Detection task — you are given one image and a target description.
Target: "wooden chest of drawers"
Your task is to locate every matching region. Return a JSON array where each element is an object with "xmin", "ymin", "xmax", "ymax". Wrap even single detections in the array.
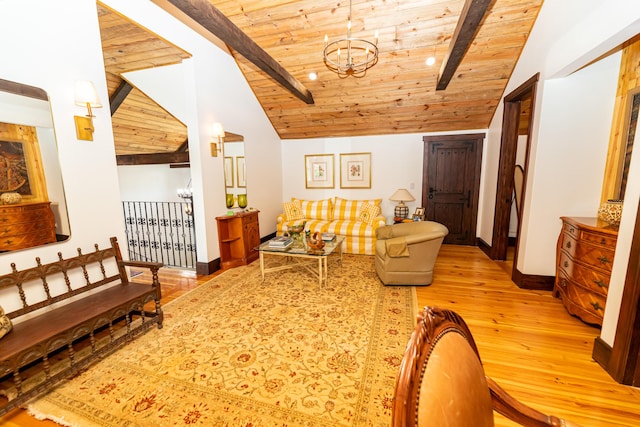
[
  {"xmin": 0, "ymin": 202, "xmax": 56, "ymax": 251},
  {"xmin": 553, "ymin": 216, "xmax": 618, "ymax": 325}
]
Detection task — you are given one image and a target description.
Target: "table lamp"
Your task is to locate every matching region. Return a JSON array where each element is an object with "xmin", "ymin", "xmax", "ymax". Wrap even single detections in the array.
[{"xmin": 390, "ymin": 188, "xmax": 415, "ymax": 219}]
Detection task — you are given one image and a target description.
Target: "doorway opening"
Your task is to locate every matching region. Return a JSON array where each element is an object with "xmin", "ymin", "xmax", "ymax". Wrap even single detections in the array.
[{"xmin": 490, "ymin": 73, "xmax": 539, "ymax": 285}]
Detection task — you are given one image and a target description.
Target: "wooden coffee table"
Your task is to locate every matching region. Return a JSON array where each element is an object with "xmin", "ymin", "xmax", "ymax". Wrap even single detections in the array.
[{"xmin": 256, "ymin": 236, "xmax": 345, "ymax": 287}]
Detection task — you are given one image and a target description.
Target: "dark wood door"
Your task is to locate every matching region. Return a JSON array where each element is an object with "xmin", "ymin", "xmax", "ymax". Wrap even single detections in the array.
[{"xmin": 423, "ymin": 134, "xmax": 483, "ymax": 245}]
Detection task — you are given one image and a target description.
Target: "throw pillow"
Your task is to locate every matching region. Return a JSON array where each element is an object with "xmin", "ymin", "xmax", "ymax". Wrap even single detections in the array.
[
  {"xmin": 283, "ymin": 200, "xmax": 303, "ymax": 221},
  {"xmin": 333, "ymin": 197, "xmax": 382, "ymax": 221},
  {"xmin": 0, "ymin": 306, "xmax": 12, "ymax": 340},
  {"xmin": 293, "ymin": 198, "xmax": 333, "ymax": 220},
  {"xmin": 357, "ymin": 203, "xmax": 381, "ymax": 225}
]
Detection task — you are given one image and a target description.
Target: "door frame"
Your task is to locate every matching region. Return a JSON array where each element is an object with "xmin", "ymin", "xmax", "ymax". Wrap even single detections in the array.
[{"xmin": 490, "ymin": 74, "xmax": 539, "ymax": 282}]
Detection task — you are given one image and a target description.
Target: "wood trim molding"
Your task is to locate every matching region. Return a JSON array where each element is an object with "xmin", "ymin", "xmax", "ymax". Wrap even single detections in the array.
[
  {"xmin": 490, "ymin": 73, "xmax": 539, "ymax": 261},
  {"xmin": 196, "ymin": 259, "xmax": 219, "ymax": 275},
  {"xmin": 116, "ymin": 152, "xmax": 189, "ymax": 166},
  {"xmin": 593, "ymin": 337, "xmax": 613, "ymax": 372},
  {"xmin": 511, "ymin": 268, "xmax": 554, "ymax": 291},
  {"xmin": 605, "ymin": 197, "xmax": 640, "ymax": 385}
]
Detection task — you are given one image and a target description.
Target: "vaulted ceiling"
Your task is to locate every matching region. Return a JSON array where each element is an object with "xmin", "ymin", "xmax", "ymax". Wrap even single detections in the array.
[{"xmin": 98, "ymin": 0, "xmax": 543, "ymax": 157}]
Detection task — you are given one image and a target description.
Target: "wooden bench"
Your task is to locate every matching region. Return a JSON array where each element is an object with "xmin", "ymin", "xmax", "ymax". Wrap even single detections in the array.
[{"xmin": 0, "ymin": 236, "xmax": 163, "ymax": 416}]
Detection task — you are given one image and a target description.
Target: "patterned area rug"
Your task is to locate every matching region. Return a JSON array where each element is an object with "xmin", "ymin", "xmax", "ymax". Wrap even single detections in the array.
[{"xmin": 27, "ymin": 254, "xmax": 417, "ymax": 426}]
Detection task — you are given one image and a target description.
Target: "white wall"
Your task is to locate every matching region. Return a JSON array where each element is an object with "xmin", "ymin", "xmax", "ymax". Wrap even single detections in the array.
[
  {"xmin": 118, "ymin": 165, "xmax": 191, "ymax": 202},
  {"xmin": 0, "ymin": 0, "xmax": 283, "ymax": 313},
  {"xmin": 0, "ymin": 0, "xmax": 123, "ymax": 274},
  {"xmin": 103, "ymin": 0, "xmax": 284, "ymax": 260},
  {"xmin": 282, "ymin": 133, "xmax": 453, "ymax": 220},
  {"xmin": 482, "ymin": 0, "xmax": 640, "ymax": 346},
  {"xmin": 518, "ymin": 53, "xmax": 619, "ymax": 273}
]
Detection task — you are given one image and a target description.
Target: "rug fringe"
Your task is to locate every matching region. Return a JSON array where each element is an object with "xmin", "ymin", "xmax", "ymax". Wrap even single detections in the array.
[{"xmin": 28, "ymin": 402, "xmax": 76, "ymax": 427}]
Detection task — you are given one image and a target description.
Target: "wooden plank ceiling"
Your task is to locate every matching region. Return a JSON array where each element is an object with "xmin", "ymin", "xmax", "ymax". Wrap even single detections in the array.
[
  {"xmin": 98, "ymin": 3, "xmax": 191, "ymax": 156},
  {"xmin": 98, "ymin": 0, "xmax": 542, "ymax": 155}
]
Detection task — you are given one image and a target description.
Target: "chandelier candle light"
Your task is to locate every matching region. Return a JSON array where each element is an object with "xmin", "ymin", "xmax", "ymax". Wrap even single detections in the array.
[{"xmin": 323, "ymin": 0, "xmax": 379, "ymax": 77}]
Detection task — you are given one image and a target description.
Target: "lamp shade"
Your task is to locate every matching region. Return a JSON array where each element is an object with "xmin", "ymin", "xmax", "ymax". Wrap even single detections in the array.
[
  {"xmin": 212, "ymin": 122, "xmax": 225, "ymax": 138},
  {"xmin": 74, "ymin": 80, "xmax": 102, "ymax": 107},
  {"xmin": 389, "ymin": 188, "xmax": 415, "ymax": 202}
]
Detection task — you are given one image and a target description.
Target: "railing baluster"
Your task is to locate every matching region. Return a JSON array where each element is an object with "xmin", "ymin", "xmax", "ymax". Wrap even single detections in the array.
[{"xmin": 121, "ymin": 201, "xmax": 196, "ymax": 269}]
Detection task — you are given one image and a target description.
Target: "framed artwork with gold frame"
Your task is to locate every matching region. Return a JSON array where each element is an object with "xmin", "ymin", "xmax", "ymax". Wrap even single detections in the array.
[
  {"xmin": 304, "ymin": 154, "xmax": 334, "ymax": 189},
  {"xmin": 340, "ymin": 152, "xmax": 371, "ymax": 189},
  {"xmin": 0, "ymin": 123, "xmax": 48, "ymax": 202}
]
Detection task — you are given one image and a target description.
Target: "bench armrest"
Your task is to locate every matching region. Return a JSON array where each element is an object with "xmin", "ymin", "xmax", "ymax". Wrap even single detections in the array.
[{"xmin": 119, "ymin": 260, "xmax": 163, "ymax": 271}]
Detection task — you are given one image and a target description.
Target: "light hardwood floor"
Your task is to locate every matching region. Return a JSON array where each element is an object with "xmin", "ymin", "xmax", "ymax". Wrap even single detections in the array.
[{"xmin": 2, "ymin": 245, "xmax": 639, "ymax": 426}]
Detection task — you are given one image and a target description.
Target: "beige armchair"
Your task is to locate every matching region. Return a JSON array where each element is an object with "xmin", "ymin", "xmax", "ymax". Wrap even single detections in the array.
[{"xmin": 375, "ymin": 221, "xmax": 448, "ymax": 286}]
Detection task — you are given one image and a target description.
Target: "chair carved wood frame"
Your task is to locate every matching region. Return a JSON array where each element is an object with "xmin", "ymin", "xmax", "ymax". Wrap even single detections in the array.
[{"xmin": 392, "ymin": 306, "xmax": 576, "ymax": 427}]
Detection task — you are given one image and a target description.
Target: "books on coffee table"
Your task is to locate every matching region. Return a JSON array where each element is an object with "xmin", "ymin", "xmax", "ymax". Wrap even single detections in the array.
[
  {"xmin": 321, "ymin": 232, "xmax": 336, "ymax": 242},
  {"xmin": 269, "ymin": 236, "xmax": 293, "ymax": 248}
]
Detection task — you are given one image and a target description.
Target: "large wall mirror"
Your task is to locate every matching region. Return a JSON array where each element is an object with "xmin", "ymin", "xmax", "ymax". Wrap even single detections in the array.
[
  {"xmin": 0, "ymin": 78, "xmax": 70, "ymax": 252},
  {"xmin": 223, "ymin": 132, "xmax": 247, "ymax": 209}
]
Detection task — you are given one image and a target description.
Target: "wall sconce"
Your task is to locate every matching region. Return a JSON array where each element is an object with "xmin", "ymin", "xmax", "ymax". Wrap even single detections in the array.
[
  {"xmin": 74, "ymin": 80, "xmax": 102, "ymax": 141},
  {"xmin": 210, "ymin": 122, "xmax": 225, "ymax": 157}
]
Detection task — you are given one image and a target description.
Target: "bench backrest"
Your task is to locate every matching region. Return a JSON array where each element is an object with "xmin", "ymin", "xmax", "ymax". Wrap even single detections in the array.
[{"xmin": 0, "ymin": 237, "xmax": 127, "ymax": 320}]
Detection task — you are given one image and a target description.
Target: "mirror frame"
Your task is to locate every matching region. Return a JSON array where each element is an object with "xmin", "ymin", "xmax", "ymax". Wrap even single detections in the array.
[
  {"xmin": 222, "ymin": 131, "xmax": 246, "ymax": 209},
  {"xmin": 0, "ymin": 78, "xmax": 71, "ymax": 251}
]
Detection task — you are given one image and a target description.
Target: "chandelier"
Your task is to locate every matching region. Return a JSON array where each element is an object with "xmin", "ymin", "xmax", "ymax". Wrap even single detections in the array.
[{"xmin": 323, "ymin": 0, "xmax": 379, "ymax": 78}]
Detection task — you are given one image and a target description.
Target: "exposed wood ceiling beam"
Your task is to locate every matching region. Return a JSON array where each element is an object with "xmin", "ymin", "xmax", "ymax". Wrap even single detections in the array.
[
  {"xmin": 437, "ymin": 0, "xmax": 493, "ymax": 91},
  {"xmin": 116, "ymin": 151, "xmax": 189, "ymax": 166},
  {"xmin": 109, "ymin": 80, "xmax": 133, "ymax": 115},
  {"xmin": 152, "ymin": 0, "xmax": 314, "ymax": 105},
  {"xmin": 176, "ymin": 140, "xmax": 189, "ymax": 153}
]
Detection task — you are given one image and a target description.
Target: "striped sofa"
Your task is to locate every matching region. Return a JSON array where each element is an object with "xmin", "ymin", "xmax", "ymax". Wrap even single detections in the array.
[{"xmin": 276, "ymin": 197, "xmax": 387, "ymax": 255}]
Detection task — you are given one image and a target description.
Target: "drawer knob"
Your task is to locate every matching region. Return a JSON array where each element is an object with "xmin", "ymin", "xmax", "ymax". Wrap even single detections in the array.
[
  {"xmin": 601, "ymin": 238, "xmax": 606, "ymax": 245},
  {"xmin": 566, "ymin": 241, "xmax": 572, "ymax": 249},
  {"xmin": 560, "ymin": 279, "xmax": 567, "ymax": 288},
  {"xmin": 593, "ymin": 279, "xmax": 608, "ymax": 289},
  {"xmin": 597, "ymin": 255, "xmax": 611, "ymax": 265},
  {"xmin": 563, "ymin": 261, "xmax": 569, "ymax": 268},
  {"xmin": 591, "ymin": 302, "xmax": 603, "ymax": 311}
]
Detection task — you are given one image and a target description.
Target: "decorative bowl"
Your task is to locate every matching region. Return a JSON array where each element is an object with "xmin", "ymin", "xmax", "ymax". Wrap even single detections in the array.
[
  {"xmin": 598, "ymin": 199, "xmax": 623, "ymax": 226},
  {"xmin": 0, "ymin": 192, "xmax": 22, "ymax": 205}
]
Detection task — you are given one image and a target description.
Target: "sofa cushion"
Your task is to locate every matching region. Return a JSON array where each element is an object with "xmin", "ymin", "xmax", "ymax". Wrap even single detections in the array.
[
  {"xmin": 293, "ymin": 198, "xmax": 333, "ymax": 220},
  {"xmin": 283, "ymin": 200, "xmax": 304, "ymax": 221},
  {"xmin": 357, "ymin": 203, "xmax": 381, "ymax": 225},
  {"xmin": 333, "ymin": 197, "xmax": 382, "ymax": 221}
]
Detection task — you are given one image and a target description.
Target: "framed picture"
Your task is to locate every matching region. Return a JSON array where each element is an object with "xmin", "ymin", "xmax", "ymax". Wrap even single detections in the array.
[
  {"xmin": 340, "ymin": 152, "xmax": 371, "ymax": 189},
  {"xmin": 236, "ymin": 156, "xmax": 246, "ymax": 188},
  {"xmin": 0, "ymin": 138, "xmax": 46, "ymax": 201},
  {"xmin": 413, "ymin": 207, "xmax": 425, "ymax": 221},
  {"xmin": 305, "ymin": 154, "xmax": 334, "ymax": 188},
  {"xmin": 224, "ymin": 157, "xmax": 234, "ymax": 188}
]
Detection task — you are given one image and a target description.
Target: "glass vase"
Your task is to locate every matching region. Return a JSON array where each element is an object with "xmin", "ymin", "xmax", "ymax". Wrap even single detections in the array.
[
  {"xmin": 226, "ymin": 194, "xmax": 235, "ymax": 209},
  {"xmin": 238, "ymin": 194, "xmax": 248, "ymax": 208}
]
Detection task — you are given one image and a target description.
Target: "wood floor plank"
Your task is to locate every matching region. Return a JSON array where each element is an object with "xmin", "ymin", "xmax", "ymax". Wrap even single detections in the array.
[{"xmin": 2, "ymin": 245, "xmax": 638, "ymax": 426}]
